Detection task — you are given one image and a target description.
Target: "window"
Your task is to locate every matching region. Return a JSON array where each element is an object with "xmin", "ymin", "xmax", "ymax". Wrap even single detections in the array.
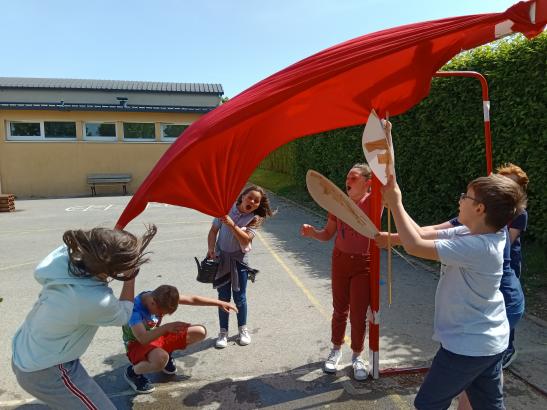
[
  {"xmin": 9, "ymin": 121, "xmax": 41, "ymax": 138},
  {"xmin": 160, "ymin": 123, "xmax": 188, "ymax": 141},
  {"xmin": 44, "ymin": 122, "xmax": 76, "ymax": 139},
  {"xmin": 123, "ymin": 122, "xmax": 155, "ymax": 141},
  {"xmin": 84, "ymin": 122, "xmax": 117, "ymax": 141},
  {"xmin": 7, "ymin": 121, "xmax": 77, "ymax": 141}
]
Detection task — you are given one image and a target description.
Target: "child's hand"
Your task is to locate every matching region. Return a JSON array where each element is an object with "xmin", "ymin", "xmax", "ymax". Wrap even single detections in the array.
[
  {"xmin": 300, "ymin": 224, "xmax": 315, "ymax": 238},
  {"xmin": 163, "ymin": 321, "xmax": 189, "ymax": 334},
  {"xmin": 220, "ymin": 302, "xmax": 238, "ymax": 313},
  {"xmin": 381, "ymin": 175, "xmax": 402, "ymax": 207},
  {"xmin": 220, "ymin": 215, "xmax": 235, "ymax": 228},
  {"xmin": 381, "ymin": 119, "xmax": 392, "ymax": 135},
  {"xmin": 375, "ymin": 232, "xmax": 389, "ymax": 248}
]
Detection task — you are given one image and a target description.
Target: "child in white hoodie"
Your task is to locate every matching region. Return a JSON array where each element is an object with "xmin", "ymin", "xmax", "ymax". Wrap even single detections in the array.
[{"xmin": 12, "ymin": 225, "xmax": 157, "ymax": 410}]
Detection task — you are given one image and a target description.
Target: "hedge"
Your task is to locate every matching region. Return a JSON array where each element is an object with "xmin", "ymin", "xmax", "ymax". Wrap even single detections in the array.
[{"xmin": 259, "ymin": 33, "xmax": 547, "ymax": 244}]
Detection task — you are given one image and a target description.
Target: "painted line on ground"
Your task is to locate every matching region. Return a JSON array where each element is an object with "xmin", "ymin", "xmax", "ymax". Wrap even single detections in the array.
[
  {"xmin": 255, "ymin": 231, "xmax": 331, "ymax": 322},
  {"xmin": 0, "ymin": 261, "xmax": 38, "ymax": 271},
  {"xmin": 0, "ymin": 227, "xmax": 61, "ymax": 235},
  {"xmin": 256, "ymin": 231, "xmax": 350, "ymax": 347}
]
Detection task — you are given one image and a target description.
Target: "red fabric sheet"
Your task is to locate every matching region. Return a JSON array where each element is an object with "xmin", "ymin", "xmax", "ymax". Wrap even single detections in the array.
[{"xmin": 117, "ymin": 0, "xmax": 545, "ymax": 228}]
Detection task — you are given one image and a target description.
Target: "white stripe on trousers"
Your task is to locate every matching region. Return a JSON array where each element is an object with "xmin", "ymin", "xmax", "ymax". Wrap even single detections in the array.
[{"xmin": 58, "ymin": 364, "xmax": 98, "ymax": 410}]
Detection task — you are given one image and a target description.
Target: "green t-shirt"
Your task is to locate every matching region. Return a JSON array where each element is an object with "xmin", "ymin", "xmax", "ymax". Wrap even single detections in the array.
[{"xmin": 122, "ymin": 292, "xmax": 161, "ymax": 350}]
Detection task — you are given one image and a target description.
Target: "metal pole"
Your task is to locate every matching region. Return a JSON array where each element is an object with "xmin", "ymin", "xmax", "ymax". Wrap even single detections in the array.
[
  {"xmin": 433, "ymin": 71, "xmax": 492, "ymax": 174},
  {"xmin": 376, "ymin": 70, "xmax": 493, "ymax": 378}
]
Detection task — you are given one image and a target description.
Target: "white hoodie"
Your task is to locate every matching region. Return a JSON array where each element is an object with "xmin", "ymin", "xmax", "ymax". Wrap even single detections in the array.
[{"xmin": 12, "ymin": 246, "xmax": 133, "ymax": 372}]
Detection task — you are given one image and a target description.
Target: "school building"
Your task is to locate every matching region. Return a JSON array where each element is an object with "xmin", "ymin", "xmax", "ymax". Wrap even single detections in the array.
[{"xmin": 0, "ymin": 77, "xmax": 223, "ymax": 197}]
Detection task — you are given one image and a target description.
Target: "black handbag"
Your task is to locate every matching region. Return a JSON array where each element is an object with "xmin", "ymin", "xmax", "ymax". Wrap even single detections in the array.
[{"xmin": 194, "ymin": 257, "xmax": 219, "ymax": 283}]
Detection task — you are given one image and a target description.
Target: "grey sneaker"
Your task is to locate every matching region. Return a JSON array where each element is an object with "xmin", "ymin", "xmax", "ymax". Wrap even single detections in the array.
[
  {"xmin": 352, "ymin": 357, "xmax": 368, "ymax": 381},
  {"xmin": 324, "ymin": 349, "xmax": 342, "ymax": 373}
]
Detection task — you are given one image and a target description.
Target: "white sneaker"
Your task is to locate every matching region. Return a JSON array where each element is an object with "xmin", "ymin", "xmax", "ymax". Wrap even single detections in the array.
[
  {"xmin": 324, "ymin": 349, "xmax": 342, "ymax": 373},
  {"xmin": 215, "ymin": 329, "xmax": 228, "ymax": 349},
  {"xmin": 352, "ymin": 357, "xmax": 368, "ymax": 381},
  {"xmin": 238, "ymin": 326, "xmax": 251, "ymax": 346}
]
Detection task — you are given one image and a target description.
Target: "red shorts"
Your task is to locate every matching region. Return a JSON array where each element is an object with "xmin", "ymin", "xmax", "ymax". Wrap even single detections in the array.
[{"xmin": 127, "ymin": 327, "xmax": 189, "ymax": 365}]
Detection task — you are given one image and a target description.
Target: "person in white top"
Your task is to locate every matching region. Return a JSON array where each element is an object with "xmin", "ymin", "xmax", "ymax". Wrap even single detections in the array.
[{"xmin": 378, "ymin": 173, "xmax": 526, "ymax": 410}]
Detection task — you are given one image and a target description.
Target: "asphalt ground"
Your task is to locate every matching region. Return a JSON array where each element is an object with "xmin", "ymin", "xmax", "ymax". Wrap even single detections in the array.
[{"xmin": 1, "ymin": 194, "xmax": 546, "ymax": 409}]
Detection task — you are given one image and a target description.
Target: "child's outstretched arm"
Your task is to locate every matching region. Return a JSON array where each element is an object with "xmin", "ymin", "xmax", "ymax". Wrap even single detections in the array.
[
  {"xmin": 381, "ymin": 176, "xmax": 439, "ymax": 261},
  {"xmin": 179, "ymin": 294, "xmax": 238, "ymax": 313},
  {"xmin": 376, "ymin": 227, "xmax": 439, "ymax": 248},
  {"xmin": 300, "ymin": 217, "xmax": 336, "ymax": 242}
]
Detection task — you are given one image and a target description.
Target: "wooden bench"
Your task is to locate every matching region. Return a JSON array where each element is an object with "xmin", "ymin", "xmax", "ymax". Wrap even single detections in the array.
[{"xmin": 87, "ymin": 174, "xmax": 132, "ymax": 196}]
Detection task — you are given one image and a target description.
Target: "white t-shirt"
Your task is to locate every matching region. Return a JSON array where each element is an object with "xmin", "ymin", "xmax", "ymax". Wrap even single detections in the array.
[{"xmin": 434, "ymin": 226, "xmax": 509, "ymax": 356}]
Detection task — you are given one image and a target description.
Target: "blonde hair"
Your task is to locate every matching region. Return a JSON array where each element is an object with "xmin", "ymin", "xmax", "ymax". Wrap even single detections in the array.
[
  {"xmin": 496, "ymin": 162, "xmax": 529, "ymax": 191},
  {"xmin": 351, "ymin": 163, "xmax": 372, "ymax": 179}
]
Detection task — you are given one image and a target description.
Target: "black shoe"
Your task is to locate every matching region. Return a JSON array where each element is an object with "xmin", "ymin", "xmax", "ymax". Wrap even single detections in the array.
[
  {"xmin": 124, "ymin": 366, "xmax": 155, "ymax": 394},
  {"xmin": 162, "ymin": 354, "xmax": 177, "ymax": 375}
]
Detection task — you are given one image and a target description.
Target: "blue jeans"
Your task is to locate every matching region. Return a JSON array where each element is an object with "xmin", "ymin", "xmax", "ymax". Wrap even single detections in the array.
[
  {"xmin": 217, "ymin": 264, "xmax": 248, "ymax": 330},
  {"xmin": 415, "ymin": 346, "xmax": 504, "ymax": 410}
]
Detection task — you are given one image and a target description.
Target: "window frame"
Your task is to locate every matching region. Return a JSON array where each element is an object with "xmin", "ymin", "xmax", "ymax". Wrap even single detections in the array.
[
  {"xmin": 6, "ymin": 120, "xmax": 77, "ymax": 141},
  {"xmin": 83, "ymin": 121, "xmax": 118, "ymax": 142},
  {"xmin": 6, "ymin": 120, "xmax": 44, "ymax": 141},
  {"xmin": 160, "ymin": 122, "xmax": 190, "ymax": 142},
  {"xmin": 122, "ymin": 121, "xmax": 157, "ymax": 142}
]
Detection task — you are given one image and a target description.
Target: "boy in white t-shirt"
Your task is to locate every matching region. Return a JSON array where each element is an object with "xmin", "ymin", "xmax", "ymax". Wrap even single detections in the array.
[{"xmin": 379, "ymin": 174, "xmax": 526, "ymax": 410}]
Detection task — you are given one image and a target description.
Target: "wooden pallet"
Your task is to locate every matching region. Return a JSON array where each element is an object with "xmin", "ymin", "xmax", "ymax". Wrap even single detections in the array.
[{"xmin": 0, "ymin": 194, "xmax": 15, "ymax": 212}]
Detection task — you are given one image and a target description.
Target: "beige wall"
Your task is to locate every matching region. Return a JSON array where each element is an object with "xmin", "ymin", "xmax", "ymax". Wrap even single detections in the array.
[{"xmin": 0, "ymin": 110, "xmax": 202, "ymax": 197}]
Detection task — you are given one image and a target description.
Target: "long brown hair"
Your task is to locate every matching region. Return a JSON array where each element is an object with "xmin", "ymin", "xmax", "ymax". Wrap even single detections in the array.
[
  {"xmin": 63, "ymin": 224, "xmax": 157, "ymax": 281},
  {"xmin": 236, "ymin": 185, "xmax": 275, "ymax": 228},
  {"xmin": 237, "ymin": 185, "xmax": 274, "ymax": 218}
]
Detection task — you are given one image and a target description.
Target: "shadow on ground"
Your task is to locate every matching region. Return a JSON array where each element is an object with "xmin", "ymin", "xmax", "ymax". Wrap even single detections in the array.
[{"xmin": 149, "ymin": 361, "xmax": 422, "ymax": 409}]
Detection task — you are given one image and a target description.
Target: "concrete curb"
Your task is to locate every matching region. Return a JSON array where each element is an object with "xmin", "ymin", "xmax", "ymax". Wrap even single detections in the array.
[{"xmin": 525, "ymin": 312, "xmax": 547, "ymax": 328}]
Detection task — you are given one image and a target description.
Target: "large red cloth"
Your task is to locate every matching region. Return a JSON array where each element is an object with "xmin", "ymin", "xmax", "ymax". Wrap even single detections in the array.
[{"xmin": 117, "ymin": 0, "xmax": 545, "ymax": 228}]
